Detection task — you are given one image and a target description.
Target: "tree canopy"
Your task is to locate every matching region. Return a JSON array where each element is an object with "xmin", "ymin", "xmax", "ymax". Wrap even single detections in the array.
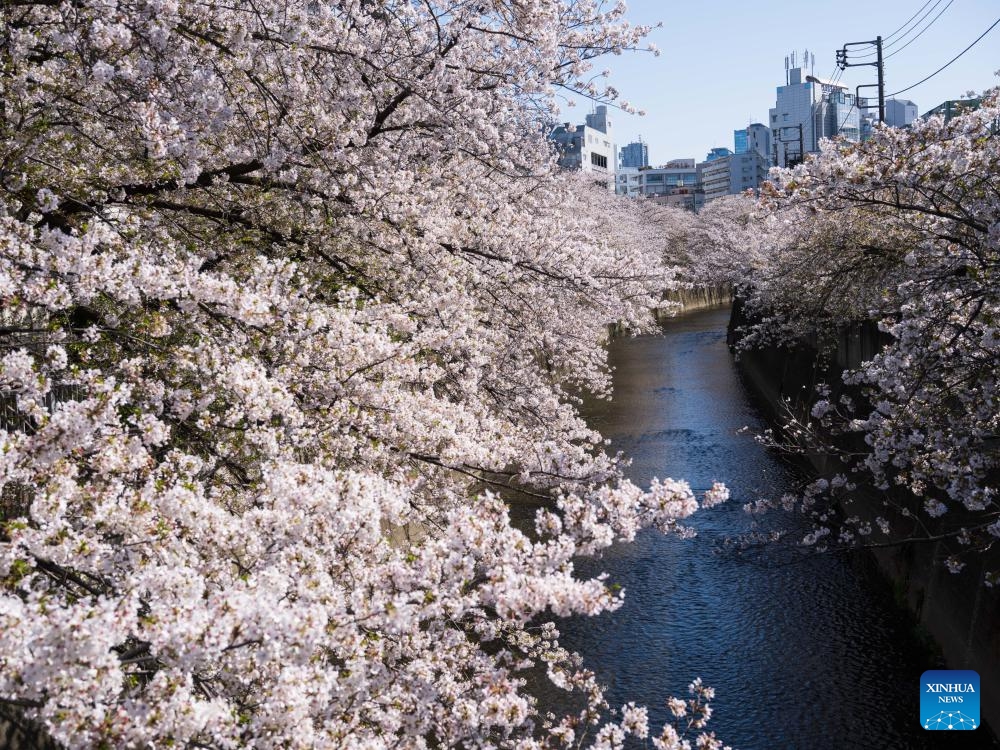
[{"xmin": 0, "ymin": 1, "xmax": 727, "ymax": 747}]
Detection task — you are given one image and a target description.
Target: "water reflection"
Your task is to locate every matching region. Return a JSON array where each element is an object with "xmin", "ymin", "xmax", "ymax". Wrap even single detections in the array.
[{"xmin": 547, "ymin": 306, "xmax": 996, "ymax": 749}]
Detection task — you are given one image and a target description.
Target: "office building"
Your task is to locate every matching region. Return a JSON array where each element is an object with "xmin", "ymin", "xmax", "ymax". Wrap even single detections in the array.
[
  {"xmin": 619, "ymin": 139, "xmax": 649, "ymax": 169},
  {"xmin": 697, "ymin": 150, "xmax": 769, "ymax": 203},
  {"xmin": 614, "ymin": 159, "xmax": 703, "ymax": 211},
  {"xmin": 699, "ymin": 157, "xmax": 732, "ymax": 202},
  {"xmin": 735, "ymin": 124, "xmax": 773, "ymax": 167},
  {"xmin": 734, "ymin": 129, "xmax": 749, "ymax": 155},
  {"xmin": 705, "ymin": 147, "xmax": 734, "ymax": 162},
  {"xmin": 769, "ymin": 53, "xmax": 860, "ymax": 167}
]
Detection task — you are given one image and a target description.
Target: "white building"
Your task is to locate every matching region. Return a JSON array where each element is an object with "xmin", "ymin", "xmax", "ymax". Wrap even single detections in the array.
[
  {"xmin": 549, "ymin": 105, "xmax": 615, "ymax": 187},
  {"xmin": 769, "ymin": 56, "xmax": 860, "ymax": 167}
]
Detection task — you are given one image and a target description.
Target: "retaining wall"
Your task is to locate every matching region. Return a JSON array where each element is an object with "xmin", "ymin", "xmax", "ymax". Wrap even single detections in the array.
[{"xmin": 729, "ymin": 299, "xmax": 1000, "ymax": 735}]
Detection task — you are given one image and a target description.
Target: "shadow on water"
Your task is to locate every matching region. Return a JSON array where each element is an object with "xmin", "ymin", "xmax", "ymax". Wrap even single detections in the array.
[{"xmin": 527, "ymin": 306, "xmax": 998, "ymax": 750}]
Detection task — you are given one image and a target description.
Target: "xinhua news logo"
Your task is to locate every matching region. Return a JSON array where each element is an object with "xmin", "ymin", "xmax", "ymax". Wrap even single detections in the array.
[{"xmin": 920, "ymin": 670, "xmax": 980, "ymax": 730}]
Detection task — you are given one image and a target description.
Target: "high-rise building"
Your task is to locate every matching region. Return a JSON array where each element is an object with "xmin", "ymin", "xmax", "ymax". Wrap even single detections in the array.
[
  {"xmin": 746, "ymin": 123, "xmax": 773, "ymax": 167},
  {"xmin": 735, "ymin": 124, "xmax": 773, "ymax": 167},
  {"xmin": 769, "ymin": 55, "xmax": 860, "ymax": 167},
  {"xmin": 885, "ymin": 98, "xmax": 918, "ymax": 128},
  {"xmin": 619, "ymin": 139, "xmax": 649, "ymax": 169},
  {"xmin": 734, "ymin": 129, "xmax": 749, "ymax": 154},
  {"xmin": 549, "ymin": 105, "xmax": 615, "ymax": 186}
]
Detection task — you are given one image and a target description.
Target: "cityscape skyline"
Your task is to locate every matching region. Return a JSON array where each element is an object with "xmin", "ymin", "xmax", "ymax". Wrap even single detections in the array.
[{"xmin": 560, "ymin": 0, "xmax": 1000, "ymax": 165}]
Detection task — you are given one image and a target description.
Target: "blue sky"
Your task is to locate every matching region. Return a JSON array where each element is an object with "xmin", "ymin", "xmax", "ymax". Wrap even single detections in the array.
[{"xmin": 562, "ymin": 0, "xmax": 1000, "ymax": 165}]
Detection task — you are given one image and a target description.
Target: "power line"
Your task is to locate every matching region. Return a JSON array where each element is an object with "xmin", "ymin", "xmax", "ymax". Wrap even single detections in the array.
[
  {"xmin": 851, "ymin": 0, "xmax": 947, "ymax": 60},
  {"xmin": 883, "ymin": 0, "xmax": 940, "ymax": 42},
  {"xmin": 887, "ymin": 15, "xmax": 1000, "ymax": 96},
  {"xmin": 853, "ymin": 0, "xmax": 938, "ymax": 52},
  {"xmin": 885, "ymin": 0, "xmax": 956, "ymax": 59}
]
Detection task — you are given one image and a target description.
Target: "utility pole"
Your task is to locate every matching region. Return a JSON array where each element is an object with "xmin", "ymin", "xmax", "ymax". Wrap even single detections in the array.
[
  {"xmin": 837, "ymin": 36, "xmax": 885, "ymax": 122},
  {"xmin": 875, "ymin": 36, "xmax": 885, "ymax": 123},
  {"xmin": 774, "ymin": 125, "xmax": 804, "ymax": 167}
]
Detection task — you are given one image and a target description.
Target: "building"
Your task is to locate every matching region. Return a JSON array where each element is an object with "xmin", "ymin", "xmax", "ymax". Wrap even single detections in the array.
[
  {"xmin": 614, "ymin": 160, "xmax": 698, "ymax": 196},
  {"xmin": 698, "ymin": 157, "xmax": 731, "ymax": 202},
  {"xmin": 734, "ymin": 128, "xmax": 749, "ymax": 155},
  {"xmin": 616, "ymin": 167, "xmax": 642, "ymax": 198},
  {"xmin": 735, "ymin": 124, "xmax": 773, "ymax": 167},
  {"xmin": 730, "ymin": 151, "xmax": 769, "ymax": 193},
  {"xmin": 697, "ymin": 150, "xmax": 769, "ymax": 204},
  {"xmin": 769, "ymin": 54, "xmax": 860, "ymax": 167},
  {"xmin": 549, "ymin": 105, "xmax": 615, "ymax": 186},
  {"xmin": 619, "ymin": 139, "xmax": 649, "ymax": 169},
  {"xmin": 647, "ymin": 189, "xmax": 705, "ymax": 213},
  {"xmin": 705, "ymin": 147, "xmax": 733, "ymax": 162},
  {"xmin": 884, "ymin": 98, "xmax": 918, "ymax": 128},
  {"xmin": 746, "ymin": 123, "xmax": 773, "ymax": 167},
  {"xmin": 614, "ymin": 159, "xmax": 704, "ymax": 211}
]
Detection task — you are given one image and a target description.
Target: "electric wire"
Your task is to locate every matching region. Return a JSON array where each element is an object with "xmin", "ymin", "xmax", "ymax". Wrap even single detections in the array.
[
  {"xmin": 883, "ymin": 0, "xmax": 940, "ymax": 42},
  {"xmin": 885, "ymin": 0, "xmax": 955, "ymax": 58},
  {"xmin": 887, "ymin": 15, "xmax": 1000, "ymax": 96},
  {"xmin": 850, "ymin": 0, "xmax": 948, "ymax": 60},
  {"xmin": 850, "ymin": 0, "xmax": 937, "ymax": 52},
  {"xmin": 832, "ymin": 13, "xmax": 997, "ymax": 138}
]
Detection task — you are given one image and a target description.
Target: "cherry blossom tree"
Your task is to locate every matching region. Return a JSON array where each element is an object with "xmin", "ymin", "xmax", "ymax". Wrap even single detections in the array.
[
  {"xmin": 694, "ymin": 91, "xmax": 1000, "ymax": 583},
  {"xmin": 0, "ymin": 0, "xmax": 729, "ymax": 747}
]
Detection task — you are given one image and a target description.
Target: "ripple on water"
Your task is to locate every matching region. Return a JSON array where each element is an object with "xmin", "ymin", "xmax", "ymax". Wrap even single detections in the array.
[{"xmin": 545, "ymin": 307, "xmax": 999, "ymax": 750}]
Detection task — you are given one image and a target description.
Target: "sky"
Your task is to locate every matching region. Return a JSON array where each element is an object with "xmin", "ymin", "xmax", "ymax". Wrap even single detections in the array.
[{"xmin": 559, "ymin": 0, "xmax": 1000, "ymax": 165}]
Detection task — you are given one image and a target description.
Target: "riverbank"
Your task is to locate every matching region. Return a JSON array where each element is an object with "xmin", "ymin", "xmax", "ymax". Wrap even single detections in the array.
[
  {"xmin": 728, "ymin": 300, "xmax": 1000, "ymax": 738},
  {"xmin": 540, "ymin": 305, "xmax": 999, "ymax": 748}
]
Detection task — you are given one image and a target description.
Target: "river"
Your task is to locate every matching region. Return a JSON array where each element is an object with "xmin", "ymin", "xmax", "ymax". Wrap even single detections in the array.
[{"xmin": 548, "ymin": 306, "xmax": 997, "ymax": 749}]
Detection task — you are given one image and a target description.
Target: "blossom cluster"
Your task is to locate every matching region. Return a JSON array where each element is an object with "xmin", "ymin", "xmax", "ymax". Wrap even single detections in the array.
[
  {"xmin": 0, "ymin": 0, "xmax": 725, "ymax": 746},
  {"xmin": 686, "ymin": 91, "xmax": 1000, "ymax": 583}
]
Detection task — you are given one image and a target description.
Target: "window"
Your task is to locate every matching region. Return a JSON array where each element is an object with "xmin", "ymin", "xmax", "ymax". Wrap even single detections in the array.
[{"xmin": 590, "ymin": 152, "xmax": 608, "ymax": 168}]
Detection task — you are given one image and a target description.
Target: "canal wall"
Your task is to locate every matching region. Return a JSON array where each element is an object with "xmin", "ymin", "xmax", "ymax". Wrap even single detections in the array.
[
  {"xmin": 607, "ymin": 285, "xmax": 732, "ymax": 341},
  {"xmin": 728, "ymin": 299, "xmax": 1000, "ymax": 735},
  {"xmin": 657, "ymin": 284, "xmax": 732, "ymax": 320}
]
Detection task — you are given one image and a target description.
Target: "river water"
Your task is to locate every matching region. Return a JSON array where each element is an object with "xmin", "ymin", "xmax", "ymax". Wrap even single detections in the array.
[{"xmin": 549, "ymin": 306, "xmax": 997, "ymax": 749}]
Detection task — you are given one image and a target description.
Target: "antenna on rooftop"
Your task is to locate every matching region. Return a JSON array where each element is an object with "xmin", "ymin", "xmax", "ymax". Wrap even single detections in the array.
[{"xmin": 785, "ymin": 55, "xmax": 789, "ymax": 84}]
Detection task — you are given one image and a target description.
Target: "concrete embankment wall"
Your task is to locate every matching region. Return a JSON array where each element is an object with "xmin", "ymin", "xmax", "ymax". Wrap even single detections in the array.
[
  {"xmin": 729, "ymin": 299, "xmax": 1000, "ymax": 735},
  {"xmin": 607, "ymin": 286, "xmax": 732, "ymax": 341},
  {"xmin": 657, "ymin": 285, "xmax": 732, "ymax": 320}
]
